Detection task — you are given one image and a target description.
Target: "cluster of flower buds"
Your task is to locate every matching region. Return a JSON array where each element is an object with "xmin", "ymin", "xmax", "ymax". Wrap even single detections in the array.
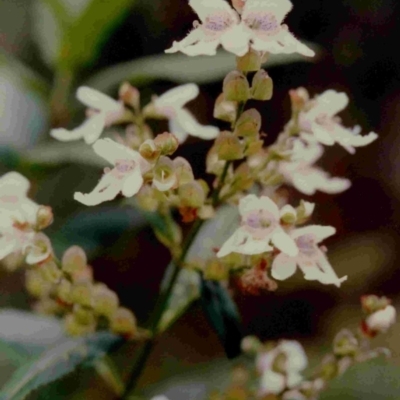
[{"xmin": 27, "ymin": 245, "xmax": 138, "ymax": 339}]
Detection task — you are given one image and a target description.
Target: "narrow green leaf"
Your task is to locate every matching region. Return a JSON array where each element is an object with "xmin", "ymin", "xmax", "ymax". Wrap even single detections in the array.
[
  {"xmin": 0, "ymin": 332, "xmax": 122, "ymax": 400},
  {"xmin": 93, "ymin": 355, "xmax": 125, "ymax": 396},
  {"xmin": 85, "ymin": 44, "xmax": 320, "ymax": 92},
  {"xmin": 200, "ymin": 278, "xmax": 243, "ymax": 359}
]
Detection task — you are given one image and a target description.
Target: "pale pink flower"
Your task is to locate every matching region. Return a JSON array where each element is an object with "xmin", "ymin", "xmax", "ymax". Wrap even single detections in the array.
[
  {"xmin": 74, "ymin": 139, "xmax": 151, "ymax": 206},
  {"xmin": 257, "ymin": 340, "xmax": 307, "ymax": 395},
  {"xmin": 51, "ymin": 87, "xmax": 126, "ymax": 144},
  {"xmin": 365, "ymin": 305, "xmax": 396, "ymax": 333},
  {"xmin": 216, "ymin": 194, "xmax": 298, "ymax": 258},
  {"xmin": 153, "ymin": 84, "xmax": 219, "ymax": 142},
  {"xmin": 165, "ymin": 0, "xmax": 251, "ymax": 56},
  {"xmin": 241, "ymin": 0, "xmax": 315, "ymax": 57},
  {"xmin": 272, "ymin": 225, "xmax": 347, "ymax": 287},
  {"xmin": 299, "ymin": 90, "xmax": 378, "ymax": 153},
  {"xmin": 279, "ymin": 140, "xmax": 351, "ymax": 195}
]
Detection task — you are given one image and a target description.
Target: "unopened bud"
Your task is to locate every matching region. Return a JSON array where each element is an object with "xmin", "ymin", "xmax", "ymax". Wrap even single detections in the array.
[
  {"xmin": 70, "ymin": 283, "xmax": 92, "ymax": 307},
  {"xmin": 57, "ymin": 278, "xmax": 73, "ymax": 304},
  {"xmin": 204, "ymin": 259, "xmax": 229, "ymax": 281},
  {"xmin": 25, "ymin": 233, "xmax": 52, "ymax": 265},
  {"xmin": 259, "ymin": 170, "xmax": 283, "ymax": 186},
  {"xmin": 296, "ymin": 200, "xmax": 315, "ymax": 224},
  {"xmin": 206, "ymin": 145, "xmax": 226, "ymax": 175},
  {"xmin": 39, "ymin": 260, "xmax": 62, "ymax": 284},
  {"xmin": 139, "ymin": 139, "xmax": 161, "ymax": 162},
  {"xmin": 215, "ymin": 131, "xmax": 244, "ymax": 161},
  {"xmin": 173, "ymin": 157, "xmax": 195, "ymax": 186},
  {"xmin": 280, "ymin": 205, "xmax": 297, "ymax": 225},
  {"xmin": 234, "ymin": 108, "xmax": 261, "ymax": 137},
  {"xmin": 289, "ymin": 87, "xmax": 309, "ymax": 112},
  {"xmin": 154, "ymin": 132, "xmax": 179, "ymax": 155},
  {"xmin": 25, "ymin": 269, "xmax": 51, "ymax": 298},
  {"xmin": 64, "ymin": 314, "xmax": 96, "ymax": 336},
  {"xmin": 34, "ymin": 298, "xmax": 63, "ymax": 315},
  {"xmin": 244, "ymin": 139, "xmax": 264, "ymax": 156},
  {"xmin": 110, "ymin": 307, "xmax": 137, "ymax": 337},
  {"xmin": 333, "ymin": 329, "xmax": 358, "ymax": 357},
  {"xmin": 213, "ymin": 93, "xmax": 237, "ymax": 123},
  {"xmin": 361, "ymin": 294, "xmax": 390, "ymax": 314},
  {"xmin": 233, "ymin": 163, "xmax": 254, "ymax": 191},
  {"xmin": 73, "ymin": 304, "xmax": 96, "ymax": 325},
  {"xmin": 364, "ymin": 305, "xmax": 396, "ymax": 334},
  {"xmin": 178, "ymin": 181, "xmax": 206, "ymax": 208},
  {"xmin": 71, "ymin": 264, "xmax": 93, "ymax": 284},
  {"xmin": 241, "ymin": 335, "xmax": 263, "ymax": 354},
  {"xmin": 153, "ymin": 156, "xmax": 177, "ymax": 191},
  {"xmin": 62, "ymin": 246, "xmax": 87, "ymax": 275},
  {"xmin": 223, "ymin": 71, "xmax": 250, "ymax": 102},
  {"xmin": 92, "ymin": 285, "xmax": 119, "ymax": 317},
  {"xmin": 135, "ymin": 185, "xmax": 159, "ymax": 211},
  {"xmin": 36, "ymin": 206, "xmax": 54, "ymax": 230},
  {"xmin": 236, "ymin": 48, "xmax": 262, "ymax": 72},
  {"xmin": 119, "ymin": 82, "xmax": 140, "ymax": 111},
  {"xmin": 251, "ymin": 70, "xmax": 273, "ymax": 101}
]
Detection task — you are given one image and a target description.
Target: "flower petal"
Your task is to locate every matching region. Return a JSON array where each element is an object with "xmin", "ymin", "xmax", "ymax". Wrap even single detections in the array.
[
  {"xmin": 292, "ymin": 225, "xmax": 336, "ymax": 242},
  {"xmin": 76, "ymin": 86, "xmax": 121, "ymax": 112},
  {"xmin": 217, "ymin": 228, "xmax": 250, "ymax": 257},
  {"xmin": 310, "ymin": 123, "xmax": 335, "ymax": 145},
  {"xmin": 271, "ymin": 253, "xmax": 297, "ymax": 280},
  {"xmin": 165, "ymin": 28, "xmax": 205, "ymax": 54},
  {"xmin": 174, "ymin": 109, "xmax": 219, "ymax": 140},
  {"xmin": 0, "ymin": 172, "xmax": 30, "ymax": 197},
  {"xmin": 180, "ymin": 39, "xmax": 220, "ymax": 56},
  {"xmin": 74, "ymin": 173, "xmax": 122, "ymax": 206},
  {"xmin": 122, "ymin": 168, "xmax": 144, "ymax": 197},
  {"xmin": 280, "ymin": 340, "xmax": 308, "ymax": 371},
  {"xmin": 260, "ymin": 370, "xmax": 285, "ymax": 395},
  {"xmin": 272, "ymin": 228, "xmax": 298, "ymax": 256},
  {"xmin": 189, "ymin": 0, "xmax": 238, "ymax": 22},
  {"xmin": 155, "ymin": 84, "xmax": 199, "ymax": 110},
  {"xmin": 243, "ymin": 0, "xmax": 293, "ymax": 24},
  {"xmin": 220, "ymin": 24, "xmax": 250, "ymax": 56}
]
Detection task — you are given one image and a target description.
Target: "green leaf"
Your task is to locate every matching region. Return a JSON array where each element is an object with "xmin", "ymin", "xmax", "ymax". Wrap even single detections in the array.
[
  {"xmin": 32, "ymin": 0, "xmax": 135, "ymax": 69},
  {"xmin": 200, "ymin": 277, "xmax": 243, "ymax": 359},
  {"xmin": 319, "ymin": 357, "xmax": 400, "ymax": 400},
  {"xmin": 93, "ymin": 355, "xmax": 125, "ymax": 396},
  {"xmin": 85, "ymin": 43, "xmax": 320, "ymax": 92},
  {"xmin": 0, "ymin": 332, "xmax": 122, "ymax": 400}
]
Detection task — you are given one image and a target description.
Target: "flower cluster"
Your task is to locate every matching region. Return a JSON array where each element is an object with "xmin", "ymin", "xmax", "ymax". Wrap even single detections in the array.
[{"xmin": 165, "ymin": 0, "xmax": 315, "ymax": 57}]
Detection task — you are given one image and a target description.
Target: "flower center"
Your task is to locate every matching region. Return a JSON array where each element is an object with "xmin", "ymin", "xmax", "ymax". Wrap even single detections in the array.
[
  {"xmin": 315, "ymin": 113, "xmax": 335, "ymax": 131},
  {"xmin": 295, "ymin": 234, "xmax": 317, "ymax": 256},
  {"xmin": 244, "ymin": 12, "xmax": 280, "ymax": 35},
  {"xmin": 203, "ymin": 12, "xmax": 236, "ymax": 37},
  {"xmin": 242, "ymin": 209, "xmax": 276, "ymax": 238}
]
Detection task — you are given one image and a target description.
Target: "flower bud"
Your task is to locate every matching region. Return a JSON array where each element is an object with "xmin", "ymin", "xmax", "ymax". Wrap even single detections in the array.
[
  {"xmin": 361, "ymin": 294, "xmax": 390, "ymax": 314},
  {"xmin": 289, "ymin": 87, "xmax": 309, "ymax": 112},
  {"xmin": 64, "ymin": 314, "xmax": 96, "ymax": 336},
  {"xmin": 92, "ymin": 284, "xmax": 119, "ymax": 317},
  {"xmin": 215, "ymin": 131, "xmax": 244, "ymax": 161},
  {"xmin": 259, "ymin": 170, "xmax": 283, "ymax": 186},
  {"xmin": 223, "ymin": 71, "xmax": 250, "ymax": 102},
  {"xmin": 71, "ymin": 264, "xmax": 93, "ymax": 284},
  {"xmin": 244, "ymin": 139, "xmax": 264, "ymax": 156},
  {"xmin": 39, "ymin": 260, "xmax": 62, "ymax": 284},
  {"xmin": 73, "ymin": 304, "xmax": 96, "ymax": 325},
  {"xmin": 25, "ymin": 233, "xmax": 52, "ymax": 265},
  {"xmin": 36, "ymin": 206, "xmax": 54, "ymax": 230},
  {"xmin": 153, "ymin": 156, "xmax": 177, "ymax": 191},
  {"xmin": 241, "ymin": 335, "xmax": 263, "ymax": 354},
  {"xmin": 34, "ymin": 298, "xmax": 63, "ymax": 315},
  {"xmin": 119, "ymin": 82, "xmax": 140, "ymax": 111},
  {"xmin": 57, "ymin": 278, "xmax": 73, "ymax": 304},
  {"xmin": 178, "ymin": 181, "xmax": 206, "ymax": 208},
  {"xmin": 70, "ymin": 283, "xmax": 93, "ymax": 307},
  {"xmin": 333, "ymin": 329, "xmax": 358, "ymax": 357},
  {"xmin": 233, "ymin": 163, "xmax": 254, "ymax": 191},
  {"xmin": 62, "ymin": 246, "xmax": 87, "ymax": 275},
  {"xmin": 295, "ymin": 200, "xmax": 315, "ymax": 224},
  {"xmin": 251, "ymin": 70, "xmax": 273, "ymax": 101},
  {"xmin": 110, "ymin": 307, "xmax": 137, "ymax": 337},
  {"xmin": 204, "ymin": 259, "xmax": 229, "ymax": 281},
  {"xmin": 173, "ymin": 157, "xmax": 195, "ymax": 186},
  {"xmin": 232, "ymin": 0, "xmax": 246, "ymax": 13},
  {"xmin": 139, "ymin": 139, "xmax": 161, "ymax": 163},
  {"xmin": 320, "ymin": 354, "xmax": 338, "ymax": 380},
  {"xmin": 213, "ymin": 93, "xmax": 237, "ymax": 123},
  {"xmin": 154, "ymin": 132, "xmax": 179, "ymax": 156},
  {"xmin": 206, "ymin": 145, "xmax": 226, "ymax": 175},
  {"xmin": 234, "ymin": 108, "xmax": 261, "ymax": 137},
  {"xmin": 135, "ymin": 185, "xmax": 159, "ymax": 212},
  {"xmin": 280, "ymin": 205, "xmax": 297, "ymax": 225},
  {"xmin": 236, "ymin": 48, "xmax": 263, "ymax": 72},
  {"xmin": 25, "ymin": 269, "xmax": 52, "ymax": 298},
  {"xmin": 364, "ymin": 305, "xmax": 396, "ymax": 335}
]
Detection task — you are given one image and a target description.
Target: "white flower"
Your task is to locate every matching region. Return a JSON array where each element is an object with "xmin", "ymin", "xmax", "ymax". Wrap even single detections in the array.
[
  {"xmin": 257, "ymin": 340, "xmax": 308, "ymax": 395},
  {"xmin": 241, "ymin": 0, "xmax": 315, "ymax": 57},
  {"xmin": 165, "ymin": 0, "xmax": 251, "ymax": 56},
  {"xmin": 279, "ymin": 140, "xmax": 351, "ymax": 195},
  {"xmin": 50, "ymin": 87, "xmax": 126, "ymax": 145},
  {"xmin": 74, "ymin": 139, "xmax": 151, "ymax": 206},
  {"xmin": 216, "ymin": 194, "xmax": 298, "ymax": 258},
  {"xmin": 152, "ymin": 84, "xmax": 219, "ymax": 143},
  {"xmin": 365, "ymin": 305, "xmax": 396, "ymax": 333},
  {"xmin": 299, "ymin": 90, "xmax": 378, "ymax": 154},
  {"xmin": 0, "ymin": 172, "xmax": 50, "ymax": 263},
  {"xmin": 271, "ymin": 225, "xmax": 347, "ymax": 287}
]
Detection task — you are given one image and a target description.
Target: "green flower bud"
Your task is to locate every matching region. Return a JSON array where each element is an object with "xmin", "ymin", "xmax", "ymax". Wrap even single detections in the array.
[
  {"xmin": 153, "ymin": 156, "xmax": 177, "ymax": 191},
  {"xmin": 36, "ymin": 206, "xmax": 54, "ymax": 230},
  {"xmin": 25, "ymin": 269, "xmax": 52, "ymax": 298},
  {"xmin": 333, "ymin": 329, "xmax": 359, "ymax": 357},
  {"xmin": 223, "ymin": 71, "xmax": 250, "ymax": 102},
  {"xmin": 178, "ymin": 181, "xmax": 206, "ymax": 208},
  {"xmin": 234, "ymin": 108, "xmax": 261, "ymax": 137},
  {"xmin": 39, "ymin": 260, "xmax": 62, "ymax": 284},
  {"xmin": 139, "ymin": 139, "xmax": 161, "ymax": 162},
  {"xmin": 92, "ymin": 284, "xmax": 120, "ymax": 317},
  {"xmin": 204, "ymin": 259, "xmax": 229, "ymax": 281},
  {"xmin": 259, "ymin": 170, "xmax": 284, "ymax": 186},
  {"xmin": 173, "ymin": 157, "xmax": 195, "ymax": 186},
  {"xmin": 236, "ymin": 48, "xmax": 263, "ymax": 72},
  {"xmin": 73, "ymin": 304, "xmax": 96, "ymax": 326},
  {"xmin": 213, "ymin": 93, "xmax": 238, "ymax": 123},
  {"xmin": 135, "ymin": 185, "xmax": 159, "ymax": 212},
  {"xmin": 119, "ymin": 82, "xmax": 140, "ymax": 111},
  {"xmin": 241, "ymin": 335, "xmax": 263, "ymax": 354},
  {"xmin": 62, "ymin": 246, "xmax": 87, "ymax": 275},
  {"xmin": 244, "ymin": 139, "xmax": 264, "ymax": 156},
  {"xmin": 233, "ymin": 163, "xmax": 254, "ymax": 191},
  {"xmin": 289, "ymin": 87, "xmax": 310, "ymax": 113},
  {"xmin": 57, "ymin": 278, "xmax": 73, "ymax": 304},
  {"xmin": 295, "ymin": 200, "xmax": 315, "ymax": 225},
  {"xmin": 206, "ymin": 145, "xmax": 226, "ymax": 175},
  {"xmin": 33, "ymin": 298, "xmax": 63, "ymax": 316},
  {"xmin": 215, "ymin": 131, "xmax": 244, "ymax": 161},
  {"xmin": 251, "ymin": 70, "xmax": 273, "ymax": 101},
  {"xmin": 70, "ymin": 283, "xmax": 93, "ymax": 307},
  {"xmin": 110, "ymin": 307, "xmax": 137, "ymax": 337},
  {"xmin": 154, "ymin": 132, "xmax": 179, "ymax": 156},
  {"xmin": 64, "ymin": 314, "xmax": 96, "ymax": 336}
]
